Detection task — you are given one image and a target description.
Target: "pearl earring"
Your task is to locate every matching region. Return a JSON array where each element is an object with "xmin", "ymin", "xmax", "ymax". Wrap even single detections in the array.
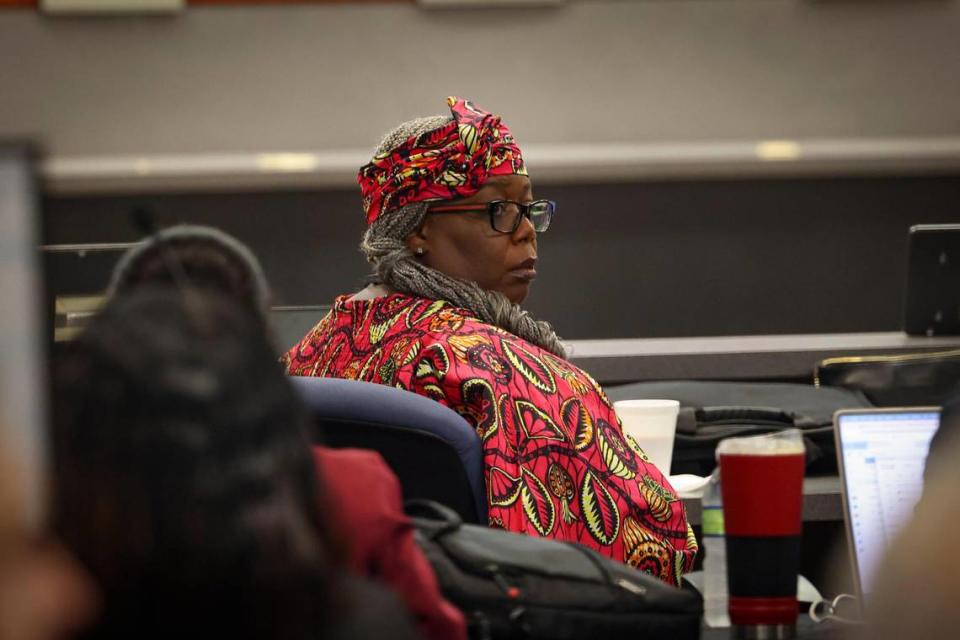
[{"xmin": 415, "ymin": 247, "xmax": 425, "ymax": 256}]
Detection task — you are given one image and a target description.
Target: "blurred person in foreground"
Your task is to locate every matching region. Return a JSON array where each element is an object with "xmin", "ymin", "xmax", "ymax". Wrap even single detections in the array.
[
  {"xmin": 107, "ymin": 225, "xmax": 465, "ymax": 640},
  {"xmin": 0, "ymin": 455, "xmax": 97, "ymax": 640},
  {"xmin": 108, "ymin": 224, "xmax": 271, "ymax": 321},
  {"xmin": 283, "ymin": 96, "xmax": 696, "ymax": 582},
  {"xmin": 923, "ymin": 395, "xmax": 960, "ymax": 488},
  {"xmin": 51, "ymin": 290, "xmax": 420, "ymax": 640},
  {"xmin": 862, "ymin": 397, "xmax": 960, "ymax": 640}
]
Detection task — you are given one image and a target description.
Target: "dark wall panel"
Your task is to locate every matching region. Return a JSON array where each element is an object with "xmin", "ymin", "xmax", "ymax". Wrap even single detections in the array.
[
  {"xmin": 43, "ymin": 175, "xmax": 960, "ymax": 340},
  {"xmin": 527, "ymin": 176, "xmax": 960, "ymax": 338},
  {"xmin": 43, "ymin": 190, "xmax": 370, "ymax": 310}
]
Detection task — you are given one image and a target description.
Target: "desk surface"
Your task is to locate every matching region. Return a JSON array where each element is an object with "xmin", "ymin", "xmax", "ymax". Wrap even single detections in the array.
[
  {"xmin": 701, "ymin": 616, "xmax": 849, "ymax": 639},
  {"xmin": 567, "ymin": 331, "xmax": 960, "ymax": 384},
  {"xmin": 681, "ymin": 476, "xmax": 842, "ymax": 527}
]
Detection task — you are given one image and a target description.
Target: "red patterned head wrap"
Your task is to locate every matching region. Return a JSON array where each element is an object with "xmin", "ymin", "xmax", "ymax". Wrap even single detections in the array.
[{"xmin": 358, "ymin": 96, "xmax": 528, "ymax": 225}]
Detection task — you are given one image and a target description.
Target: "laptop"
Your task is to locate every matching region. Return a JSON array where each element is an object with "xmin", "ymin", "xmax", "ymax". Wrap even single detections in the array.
[
  {"xmin": 904, "ymin": 224, "xmax": 960, "ymax": 336},
  {"xmin": 834, "ymin": 407, "xmax": 940, "ymax": 606}
]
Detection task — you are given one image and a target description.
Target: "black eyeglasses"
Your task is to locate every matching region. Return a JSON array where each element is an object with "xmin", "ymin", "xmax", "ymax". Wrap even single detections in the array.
[{"xmin": 428, "ymin": 199, "xmax": 555, "ymax": 234}]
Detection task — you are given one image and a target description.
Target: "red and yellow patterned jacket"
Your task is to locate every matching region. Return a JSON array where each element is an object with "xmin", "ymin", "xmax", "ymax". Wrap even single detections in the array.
[{"xmin": 283, "ymin": 293, "xmax": 697, "ymax": 585}]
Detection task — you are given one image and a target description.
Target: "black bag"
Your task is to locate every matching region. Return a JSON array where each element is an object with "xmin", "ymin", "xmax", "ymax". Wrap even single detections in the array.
[
  {"xmin": 606, "ymin": 381, "xmax": 875, "ymax": 476},
  {"xmin": 815, "ymin": 349, "xmax": 960, "ymax": 407},
  {"xmin": 407, "ymin": 500, "xmax": 702, "ymax": 640}
]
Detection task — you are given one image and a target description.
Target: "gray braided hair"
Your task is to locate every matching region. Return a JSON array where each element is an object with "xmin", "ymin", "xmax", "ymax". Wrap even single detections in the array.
[{"xmin": 359, "ymin": 115, "xmax": 567, "ymax": 358}]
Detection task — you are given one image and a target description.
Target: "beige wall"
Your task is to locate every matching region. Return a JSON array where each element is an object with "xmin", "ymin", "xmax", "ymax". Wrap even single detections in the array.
[{"xmin": 1, "ymin": 0, "xmax": 959, "ymax": 158}]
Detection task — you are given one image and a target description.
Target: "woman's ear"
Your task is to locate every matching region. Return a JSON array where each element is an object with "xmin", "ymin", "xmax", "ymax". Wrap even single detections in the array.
[{"xmin": 405, "ymin": 224, "xmax": 429, "ymax": 257}]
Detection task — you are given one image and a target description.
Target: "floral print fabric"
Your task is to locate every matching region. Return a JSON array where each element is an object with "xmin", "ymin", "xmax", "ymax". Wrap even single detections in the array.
[
  {"xmin": 283, "ymin": 293, "xmax": 697, "ymax": 585},
  {"xmin": 357, "ymin": 96, "xmax": 527, "ymax": 225}
]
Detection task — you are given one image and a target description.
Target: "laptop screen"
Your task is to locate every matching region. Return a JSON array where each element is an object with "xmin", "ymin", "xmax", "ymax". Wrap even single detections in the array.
[{"xmin": 836, "ymin": 409, "xmax": 940, "ymax": 602}]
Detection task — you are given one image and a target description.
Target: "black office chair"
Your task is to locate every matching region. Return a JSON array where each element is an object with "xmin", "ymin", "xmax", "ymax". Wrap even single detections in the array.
[{"xmin": 289, "ymin": 376, "xmax": 487, "ymax": 524}]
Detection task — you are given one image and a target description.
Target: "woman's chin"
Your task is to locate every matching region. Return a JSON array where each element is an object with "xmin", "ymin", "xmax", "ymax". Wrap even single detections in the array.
[{"xmin": 502, "ymin": 282, "xmax": 531, "ymax": 305}]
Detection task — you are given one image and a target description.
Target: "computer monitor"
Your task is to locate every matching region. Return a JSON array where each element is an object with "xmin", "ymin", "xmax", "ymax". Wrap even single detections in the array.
[
  {"xmin": 0, "ymin": 143, "xmax": 48, "ymax": 531},
  {"xmin": 834, "ymin": 408, "xmax": 940, "ymax": 605},
  {"xmin": 904, "ymin": 224, "xmax": 960, "ymax": 336}
]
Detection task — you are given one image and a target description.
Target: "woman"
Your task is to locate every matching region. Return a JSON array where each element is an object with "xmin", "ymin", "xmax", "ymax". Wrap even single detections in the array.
[
  {"xmin": 52, "ymin": 290, "xmax": 421, "ymax": 640},
  {"xmin": 284, "ymin": 97, "xmax": 697, "ymax": 584},
  {"xmin": 108, "ymin": 224, "xmax": 272, "ymax": 320},
  {"xmin": 107, "ymin": 226, "xmax": 465, "ymax": 640}
]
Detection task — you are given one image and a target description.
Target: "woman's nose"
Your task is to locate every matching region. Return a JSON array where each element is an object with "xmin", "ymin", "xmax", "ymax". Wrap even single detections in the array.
[{"xmin": 513, "ymin": 212, "xmax": 537, "ymax": 243}]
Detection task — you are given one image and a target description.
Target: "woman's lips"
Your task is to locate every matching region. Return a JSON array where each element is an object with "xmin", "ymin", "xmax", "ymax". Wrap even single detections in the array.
[
  {"xmin": 508, "ymin": 267, "xmax": 537, "ymax": 282},
  {"xmin": 508, "ymin": 257, "xmax": 538, "ymax": 282}
]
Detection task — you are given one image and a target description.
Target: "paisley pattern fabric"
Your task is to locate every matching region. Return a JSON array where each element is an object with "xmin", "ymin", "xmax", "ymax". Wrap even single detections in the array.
[
  {"xmin": 283, "ymin": 293, "xmax": 697, "ymax": 584},
  {"xmin": 357, "ymin": 96, "xmax": 528, "ymax": 225}
]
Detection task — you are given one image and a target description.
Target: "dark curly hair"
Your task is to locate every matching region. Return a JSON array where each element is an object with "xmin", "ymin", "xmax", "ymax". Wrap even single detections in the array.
[
  {"xmin": 51, "ymin": 290, "xmax": 339, "ymax": 640},
  {"xmin": 108, "ymin": 224, "xmax": 271, "ymax": 320}
]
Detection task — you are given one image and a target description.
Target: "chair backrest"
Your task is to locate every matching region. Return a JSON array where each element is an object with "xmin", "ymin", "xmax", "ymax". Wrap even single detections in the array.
[{"xmin": 289, "ymin": 376, "xmax": 486, "ymax": 524}]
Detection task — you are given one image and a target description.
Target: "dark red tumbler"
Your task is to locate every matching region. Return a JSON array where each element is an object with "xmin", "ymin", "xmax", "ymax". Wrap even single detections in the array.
[{"xmin": 718, "ymin": 431, "xmax": 805, "ymax": 640}]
